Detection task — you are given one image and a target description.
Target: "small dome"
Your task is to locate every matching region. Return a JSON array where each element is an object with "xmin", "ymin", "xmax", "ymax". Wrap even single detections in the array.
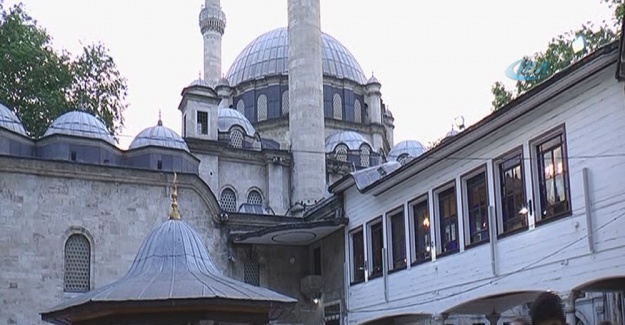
[
  {"xmin": 216, "ymin": 76, "xmax": 230, "ymax": 87},
  {"xmin": 0, "ymin": 102, "xmax": 27, "ymax": 136},
  {"xmin": 218, "ymin": 108, "xmax": 256, "ymax": 136},
  {"xmin": 446, "ymin": 129, "xmax": 459, "ymax": 137},
  {"xmin": 388, "ymin": 140, "xmax": 426, "ymax": 163},
  {"xmin": 129, "ymin": 119, "xmax": 189, "ymax": 152},
  {"xmin": 189, "ymin": 78, "xmax": 210, "ymax": 88},
  {"xmin": 367, "ymin": 74, "xmax": 380, "ymax": 85},
  {"xmin": 325, "ymin": 131, "xmax": 371, "ymax": 152},
  {"xmin": 44, "ymin": 111, "xmax": 115, "ymax": 145}
]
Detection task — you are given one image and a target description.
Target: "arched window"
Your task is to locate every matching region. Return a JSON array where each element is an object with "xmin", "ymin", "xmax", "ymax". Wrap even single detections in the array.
[
  {"xmin": 282, "ymin": 91, "xmax": 289, "ymax": 116},
  {"xmin": 230, "ymin": 128, "xmax": 244, "ymax": 148},
  {"xmin": 247, "ymin": 190, "xmax": 263, "ymax": 205},
  {"xmin": 244, "ymin": 251, "xmax": 260, "ymax": 286},
  {"xmin": 354, "ymin": 100, "xmax": 362, "ymax": 123},
  {"xmin": 333, "ymin": 93, "xmax": 343, "ymax": 120},
  {"xmin": 257, "ymin": 94, "xmax": 268, "ymax": 122},
  {"xmin": 398, "ymin": 153, "xmax": 410, "ymax": 165},
  {"xmin": 220, "ymin": 188, "xmax": 237, "ymax": 212},
  {"xmin": 335, "ymin": 144, "xmax": 348, "ymax": 162},
  {"xmin": 360, "ymin": 145, "xmax": 371, "ymax": 167},
  {"xmin": 64, "ymin": 234, "xmax": 91, "ymax": 292},
  {"xmin": 236, "ymin": 99, "xmax": 245, "ymax": 115}
]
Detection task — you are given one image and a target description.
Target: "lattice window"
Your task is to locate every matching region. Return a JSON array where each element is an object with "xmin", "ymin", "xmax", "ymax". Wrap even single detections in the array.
[
  {"xmin": 333, "ymin": 93, "xmax": 343, "ymax": 120},
  {"xmin": 244, "ymin": 253, "xmax": 260, "ymax": 286},
  {"xmin": 335, "ymin": 144, "xmax": 348, "ymax": 162},
  {"xmin": 64, "ymin": 234, "xmax": 91, "ymax": 292},
  {"xmin": 230, "ymin": 129, "xmax": 244, "ymax": 148},
  {"xmin": 220, "ymin": 188, "xmax": 237, "ymax": 212},
  {"xmin": 236, "ymin": 99, "xmax": 245, "ymax": 115},
  {"xmin": 282, "ymin": 91, "xmax": 289, "ymax": 115},
  {"xmin": 247, "ymin": 190, "xmax": 263, "ymax": 205},
  {"xmin": 360, "ymin": 145, "xmax": 371, "ymax": 167},
  {"xmin": 354, "ymin": 100, "xmax": 362, "ymax": 123},
  {"xmin": 257, "ymin": 95, "xmax": 268, "ymax": 121}
]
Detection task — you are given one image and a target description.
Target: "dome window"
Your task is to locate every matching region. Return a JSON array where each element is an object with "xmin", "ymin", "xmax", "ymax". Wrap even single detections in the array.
[
  {"xmin": 257, "ymin": 95, "xmax": 268, "ymax": 122},
  {"xmin": 360, "ymin": 145, "xmax": 371, "ymax": 167},
  {"xmin": 354, "ymin": 100, "xmax": 362, "ymax": 123},
  {"xmin": 64, "ymin": 234, "xmax": 91, "ymax": 293},
  {"xmin": 236, "ymin": 99, "xmax": 245, "ymax": 115},
  {"xmin": 333, "ymin": 93, "xmax": 343, "ymax": 120},
  {"xmin": 281, "ymin": 91, "xmax": 289, "ymax": 116},
  {"xmin": 247, "ymin": 190, "xmax": 263, "ymax": 205},
  {"xmin": 398, "ymin": 153, "xmax": 410, "ymax": 165},
  {"xmin": 335, "ymin": 144, "xmax": 348, "ymax": 162},
  {"xmin": 220, "ymin": 188, "xmax": 237, "ymax": 212},
  {"xmin": 230, "ymin": 128, "xmax": 244, "ymax": 148}
]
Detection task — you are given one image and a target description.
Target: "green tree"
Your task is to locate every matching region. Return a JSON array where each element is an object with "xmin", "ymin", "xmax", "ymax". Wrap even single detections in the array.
[
  {"xmin": 0, "ymin": 2, "xmax": 127, "ymax": 138},
  {"xmin": 491, "ymin": 0, "xmax": 624, "ymax": 110}
]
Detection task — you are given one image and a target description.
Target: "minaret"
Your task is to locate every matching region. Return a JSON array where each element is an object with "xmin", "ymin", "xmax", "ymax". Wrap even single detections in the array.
[
  {"xmin": 199, "ymin": 0, "xmax": 226, "ymax": 87},
  {"xmin": 288, "ymin": 0, "xmax": 326, "ymax": 208}
]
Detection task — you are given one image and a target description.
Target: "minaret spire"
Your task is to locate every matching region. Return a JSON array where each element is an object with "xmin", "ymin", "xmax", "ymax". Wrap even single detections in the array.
[{"xmin": 199, "ymin": 0, "xmax": 226, "ymax": 88}]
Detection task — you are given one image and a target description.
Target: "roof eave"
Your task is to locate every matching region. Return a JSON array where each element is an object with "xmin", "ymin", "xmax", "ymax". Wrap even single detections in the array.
[{"xmin": 362, "ymin": 40, "xmax": 620, "ymax": 196}]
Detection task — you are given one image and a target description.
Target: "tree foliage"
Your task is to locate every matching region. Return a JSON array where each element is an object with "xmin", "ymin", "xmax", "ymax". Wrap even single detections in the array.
[
  {"xmin": 0, "ymin": 2, "xmax": 127, "ymax": 138},
  {"xmin": 491, "ymin": 0, "xmax": 624, "ymax": 110}
]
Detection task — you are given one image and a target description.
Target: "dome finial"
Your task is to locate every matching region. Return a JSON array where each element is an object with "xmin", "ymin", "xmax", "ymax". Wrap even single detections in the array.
[
  {"xmin": 158, "ymin": 109, "xmax": 163, "ymax": 126},
  {"xmin": 169, "ymin": 172, "xmax": 181, "ymax": 220}
]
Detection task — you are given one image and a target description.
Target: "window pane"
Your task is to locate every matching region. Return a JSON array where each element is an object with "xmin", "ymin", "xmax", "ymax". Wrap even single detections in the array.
[
  {"xmin": 412, "ymin": 200, "xmax": 431, "ymax": 263},
  {"xmin": 499, "ymin": 154, "xmax": 527, "ymax": 234},
  {"xmin": 438, "ymin": 187, "xmax": 459, "ymax": 254},
  {"xmin": 389, "ymin": 211, "xmax": 406, "ymax": 270},
  {"xmin": 370, "ymin": 222, "xmax": 383, "ymax": 278},
  {"xmin": 537, "ymin": 134, "xmax": 570, "ymax": 219},
  {"xmin": 351, "ymin": 231, "xmax": 365, "ymax": 283},
  {"xmin": 466, "ymin": 172, "xmax": 489, "ymax": 244}
]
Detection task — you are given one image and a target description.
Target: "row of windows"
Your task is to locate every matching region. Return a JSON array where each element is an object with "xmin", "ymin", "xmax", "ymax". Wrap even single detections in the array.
[
  {"xmin": 333, "ymin": 144, "xmax": 371, "ymax": 168},
  {"xmin": 349, "ymin": 125, "xmax": 571, "ymax": 283},
  {"xmin": 196, "ymin": 111, "xmax": 246, "ymax": 148},
  {"xmin": 235, "ymin": 92, "xmax": 364, "ymax": 123},
  {"xmin": 220, "ymin": 188, "xmax": 264, "ymax": 212}
]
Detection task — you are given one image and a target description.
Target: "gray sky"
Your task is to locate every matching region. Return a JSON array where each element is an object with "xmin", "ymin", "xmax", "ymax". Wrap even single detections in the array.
[{"xmin": 5, "ymin": 0, "xmax": 616, "ymax": 148}]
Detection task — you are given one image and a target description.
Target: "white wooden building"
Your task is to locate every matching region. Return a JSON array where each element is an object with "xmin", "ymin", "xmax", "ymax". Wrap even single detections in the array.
[{"xmin": 330, "ymin": 39, "xmax": 625, "ymax": 325}]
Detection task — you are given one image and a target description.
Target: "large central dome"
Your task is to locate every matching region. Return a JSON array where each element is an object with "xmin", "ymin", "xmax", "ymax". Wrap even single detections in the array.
[{"xmin": 225, "ymin": 27, "xmax": 367, "ymax": 85}]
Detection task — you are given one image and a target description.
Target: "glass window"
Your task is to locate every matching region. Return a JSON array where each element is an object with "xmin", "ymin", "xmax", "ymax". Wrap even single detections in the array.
[
  {"xmin": 312, "ymin": 247, "xmax": 322, "ymax": 276},
  {"xmin": 335, "ymin": 144, "xmax": 348, "ymax": 162},
  {"xmin": 350, "ymin": 229, "xmax": 365, "ymax": 284},
  {"xmin": 438, "ymin": 187, "xmax": 459, "ymax": 255},
  {"xmin": 498, "ymin": 151, "xmax": 527, "ymax": 234},
  {"xmin": 247, "ymin": 190, "xmax": 263, "ymax": 205},
  {"xmin": 257, "ymin": 94, "xmax": 268, "ymax": 122},
  {"xmin": 333, "ymin": 93, "xmax": 343, "ymax": 120},
  {"xmin": 220, "ymin": 188, "xmax": 237, "ymax": 212},
  {"xmin": 388, "ymin": 210, "xmax": 406, "ymax": 271},
  {"xmin": 360, "ymin": 145, "xmax": 371, "ymax": 168},
  {"xmin": 368, "ymin": 221, "xmax": 384, "ymax": 279},
  {"xmin": 536, "ymin": 131, "xmax": 571, "ymax": 220},
  {"xmin": 465, "ymin": 171, "xmax": 489, "ymax": 245},
  {"xmin": 197, "ymin": 111, "xmax": 208, "ymax": 135},
  {"xmin": 412, "ymin": 199, "xmax": 431, "ymax": 263}
]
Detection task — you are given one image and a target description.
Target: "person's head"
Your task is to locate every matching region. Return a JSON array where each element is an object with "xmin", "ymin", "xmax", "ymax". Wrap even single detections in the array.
[{"xmin": 529, "ymin": 292, "xmax": 566, "ymax": 325}]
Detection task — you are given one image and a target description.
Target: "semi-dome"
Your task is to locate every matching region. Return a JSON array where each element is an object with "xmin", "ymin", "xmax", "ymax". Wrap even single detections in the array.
[
  {"xmin": 325, "ymin": 131, "xmax": 371, "ymax": 152},
  {"xmin": 218, "ymin": 108, "xmax": 256, "ymax": 136},
  {"xmin": 225, "ymin": 27, "xmax": 367, "ymax": 86},
  {"xmin": 129, "ymin": 119, "xmax": 189, "ymax": 152},
  {"xmin": 0, "ymin": 102, "xmax": 27, "ymax": 136},
  {"xmin": 44, "ymin": 111, "xmax": 115, "ymax": 145},
  {"xmin": 388, "ymin": 140, "xmax": 426, "ymax": 162}
]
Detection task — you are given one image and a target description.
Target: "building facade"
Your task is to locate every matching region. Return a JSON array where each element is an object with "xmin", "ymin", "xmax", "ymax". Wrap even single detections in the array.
[{"xmin": 331, "ymin": 41, "xmax": 625, "ymax": 325}]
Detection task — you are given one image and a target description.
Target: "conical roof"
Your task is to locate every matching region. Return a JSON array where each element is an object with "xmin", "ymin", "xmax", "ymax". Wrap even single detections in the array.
[{"xmin": 42, "ymin": 175, "xmax": 296, "ymax": 325}]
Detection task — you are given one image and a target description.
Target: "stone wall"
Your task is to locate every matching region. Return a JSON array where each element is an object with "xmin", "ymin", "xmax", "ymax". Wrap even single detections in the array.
[{"xmin": 0, "ymin": 157, "xmax": 226, "ymax": 325}]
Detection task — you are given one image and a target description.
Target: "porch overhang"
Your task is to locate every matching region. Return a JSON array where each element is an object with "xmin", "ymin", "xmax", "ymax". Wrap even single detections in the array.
[{"xmin": 230, "ymin": 218, "xmax": 348, "ymax": 245}]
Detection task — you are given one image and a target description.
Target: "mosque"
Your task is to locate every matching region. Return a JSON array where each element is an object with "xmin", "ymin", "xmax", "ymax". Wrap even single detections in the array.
[{"xmin": 2, "ymin": 0, "xmax": 625, "ymax": 324}]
